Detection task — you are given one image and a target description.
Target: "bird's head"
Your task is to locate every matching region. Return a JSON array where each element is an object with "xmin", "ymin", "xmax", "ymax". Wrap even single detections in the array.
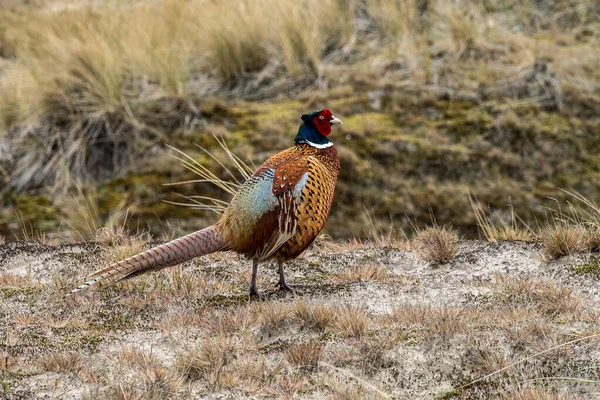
[{"xmin": 294, "ymin": 109, "xmax": 343, "ymax": 148}]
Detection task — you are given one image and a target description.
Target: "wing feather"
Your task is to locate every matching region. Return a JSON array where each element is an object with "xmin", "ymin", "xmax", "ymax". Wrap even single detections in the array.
[{"xmin": 217, "ymin": 148, "xmax": 311, "ymax": 261}]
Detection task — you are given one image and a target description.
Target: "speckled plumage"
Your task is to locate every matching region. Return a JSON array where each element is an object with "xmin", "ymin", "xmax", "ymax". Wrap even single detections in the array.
[
  {"xmin": 69, "ymin": 109, "xmax": 342, "ymax": 297},
  {"xmin": 216, "ymin": 143, "xmax": 339, "ymax": 262}
]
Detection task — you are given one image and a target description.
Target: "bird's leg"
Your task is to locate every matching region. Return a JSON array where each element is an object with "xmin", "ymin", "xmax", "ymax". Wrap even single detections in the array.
[
  {"xmin": 278, "ymin": 261, "xmax": 294, "ymax": 292},
  {"xmin": 250, "ymin": 259, "xmax": 262, "ymax": 298}
]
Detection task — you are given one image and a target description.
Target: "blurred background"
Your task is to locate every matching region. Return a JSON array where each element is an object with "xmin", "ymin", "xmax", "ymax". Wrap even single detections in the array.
[{"xmin": 0, "ymin": 0, "xmax": 598, "ymax": 243}]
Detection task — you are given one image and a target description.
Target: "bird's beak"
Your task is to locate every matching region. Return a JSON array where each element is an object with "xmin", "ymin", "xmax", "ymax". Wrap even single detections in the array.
[{"xmin": 329, "ymin": 116, "xmax": 343, "ymax": 126}]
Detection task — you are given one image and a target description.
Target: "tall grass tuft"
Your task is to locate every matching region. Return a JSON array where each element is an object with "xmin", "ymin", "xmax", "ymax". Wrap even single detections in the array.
[
  {"xmin": 470, "ymin": 195, "xmax": 533, "ymax": 242},
  {"xmin": 538, "ymin": 191, "xmax": 600, "ymax": 260},
  {"xmin": 414, "ymin": 225, "xmax": 460, "ymax": 264}
]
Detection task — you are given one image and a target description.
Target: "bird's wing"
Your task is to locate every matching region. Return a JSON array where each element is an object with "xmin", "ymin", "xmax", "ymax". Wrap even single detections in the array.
[
  {"xmin": 219, "ymin": 150, "xmax": 310, "ymax": 260},
  {"xmin": 256, "ymin": 161, "xmax": 310, "ymax": 260}
]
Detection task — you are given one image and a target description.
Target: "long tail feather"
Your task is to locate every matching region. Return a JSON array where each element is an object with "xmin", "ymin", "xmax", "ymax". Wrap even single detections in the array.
[{"xmin": 68, "ymin": 225, "xmax": 229, "ymax": 296}]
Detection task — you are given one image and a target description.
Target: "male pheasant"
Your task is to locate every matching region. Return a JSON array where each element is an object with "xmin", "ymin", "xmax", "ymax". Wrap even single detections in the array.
[{"xmin": 69, "ymin": 109, "xmax": 342, "ymax": 297}]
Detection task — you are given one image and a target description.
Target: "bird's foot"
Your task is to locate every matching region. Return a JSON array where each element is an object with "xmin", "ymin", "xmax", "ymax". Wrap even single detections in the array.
[
  {"xmin": 278, "ymin": 281, "xmax": 295, "ymax": 293},
  {"xmin": 250, "ymin": 286, "xmax": 265, "ymax": 300}
]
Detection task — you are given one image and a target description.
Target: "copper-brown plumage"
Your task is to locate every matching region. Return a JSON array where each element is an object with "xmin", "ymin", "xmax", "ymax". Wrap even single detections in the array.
[{"xmin": 69, "ymin": 109, "xmax": 342, "ymax": 297}]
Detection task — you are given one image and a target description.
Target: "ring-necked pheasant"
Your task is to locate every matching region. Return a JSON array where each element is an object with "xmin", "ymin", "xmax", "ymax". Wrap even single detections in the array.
[{"xmin": 69, "ymin": 109, "xmax": 342, "ymax": 297}]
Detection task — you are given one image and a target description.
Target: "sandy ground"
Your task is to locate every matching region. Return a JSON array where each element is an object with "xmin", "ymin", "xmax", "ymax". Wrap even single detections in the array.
[{"xmin": 1, "ymin": 240, "xmax": 599, "ymax": 399}]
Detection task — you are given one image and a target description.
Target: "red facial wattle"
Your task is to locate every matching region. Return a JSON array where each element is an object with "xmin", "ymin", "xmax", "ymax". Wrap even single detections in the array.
[{"xmin": 313, "ymin": 109, "xmax": 334, "ymax": 136}]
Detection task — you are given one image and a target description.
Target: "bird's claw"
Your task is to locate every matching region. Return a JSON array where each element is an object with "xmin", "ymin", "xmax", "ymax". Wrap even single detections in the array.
[
  {"xmin": 278, "ymin": 281, "xmax": 295, "ymax": 293},
  {"xmin": 250, "ymin": 286, "xmax": 265, "ymax": 300}
]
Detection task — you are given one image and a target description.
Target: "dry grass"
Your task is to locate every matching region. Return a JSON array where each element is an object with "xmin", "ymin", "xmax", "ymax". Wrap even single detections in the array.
[
  {"xmin": 2, "ymin": 0, "xmax": 594, "ymax": 193},
  {"xmin": 53, "ymin": 183, "xmax": 145, "ymax": 245},
  {"xmin": 274, "ymin": 373, "xmax": 307, "ymax": 399},
  {"xmin": 537, "ymin": 192, "xmax": 600, "ymax": 259},
  {"xmin": 504, "ymin": 387, "xmax": 574, "ymax": 400},
  {"xmin": 413, "ymin": 225, "xmax": 460, "ymax": 264},
  {"xmin": 539, "ymin": 224, "xmax": 589, "ymax": 260},
  {"xmin": 497, "ymin": 276, "xmax": 583, "ymax": 320},
  {"xmin": 116, "ymin": 348, "xmax": 184, "ymax": 400},
  {"xmin": 177, "ymin": 336, "xmax": 282, "ymax": 394},
  {"xmin": 251, "ymin": 301, "xmax": 293, "ymax": 328},
  {"xmin": 324, "ymin": 376, "xmax": 382, "ymax": 400},
  {"xmin": 335, "ymin": 264, "xmax": 388, "ymax": 284},
  {"xmin": 467, "ymin": 348, "xmax": 509, "ymax": 377},
  {"xmin": 335, "ymin": 304, "xmax": 370, "ymax": 337},
  {"xmin": 471, "ymin": 196, "xmax": 533, "ymax": 242},
  {"xmin": 177, "ymin": 336, "xmax": 238, "ymax": 387},
  {"xmin": 0, "ymin": 0, "xmax": 353, "ymax": 133},
  {"xmin": 330, "ymin": 334, "xmax": 397, "ymax": 376},
  {"xmin": 12, "ymin": 313, "xmax": 36, "ymax": 326},
  {"xmin": 362, "ymin": 208, "xmax": 409, "ymax": 248},
  {"xmin": 386, "ymin": 304, "xmax": 475, "ymax": 339},
  {"xmin": 285, "ymin": 339, "xmax": 323, "ymax": 369},
  {"xmin": 0, "ymin": 0, "xmax": 599, "ymax": 245},
  {"xmin": 293, "ymin": 300, "xmax": 336, "ymax": 331},
  {"xmin": 16, "ymin": 216, "xmax": 50, "ymax": 244},
  {"xmin": 0, "ymin": 273, "xmax": 29, "ymax": 288},
  {"xmin": 203, "ymin": 308, "xmax": 254, "ymax": 335},
  {"xmin": 505, "ymin": 319, "xmax": 554, "ymax": 351},
  {"xmin": 2, "ymin": 241, "xmax": 600, "ymax": 398},
  {"xmin": 103, "ymin": 235, "xmax": 147, "ymax": 265},
  {"xmin": 106, "ymin": 372, "xmax": 183, "ymax": 400},
  {"xmin": 585, "ymin": 226, "xmax": 600, "ymax": 251},
  {"xmin": 39, "ymin": 352, "xmax": 84, "ymax": 375}
]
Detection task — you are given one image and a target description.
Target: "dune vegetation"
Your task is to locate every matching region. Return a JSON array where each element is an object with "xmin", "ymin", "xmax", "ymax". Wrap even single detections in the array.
[
  {"xmin": 2, "ymin": 238, "xmax": 600, "ymax": 399},
  {"xmin": 1, "ymin": 2, "xmax": 600, "ymax": 399},
  {"xmin": 0, "ymin": 0, "xmax": 599, "ymax": 244}
]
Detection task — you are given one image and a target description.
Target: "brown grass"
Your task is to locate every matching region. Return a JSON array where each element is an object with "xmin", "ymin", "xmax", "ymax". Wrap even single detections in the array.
[
  {"xmin": 251, "ymin": 301, "xmax": 293, "ymax": 328},
  {"xmin": 203, "ymin": 308, "xmax": 254, "ymax": 335},
  {"xmin": 118, "ymin": 347, "xmax": 157, "ymax": 369},
  {"xmin": 585, "ymin": 226, "xmax": 600, "ymax": 251},
  {"xmin": 105, "ymin": 236, "xmax": 147, "ymax": 264},
  {"xmin": 539, "ymin": 224, "xmax": 589, "ymax": 260},
  {"xmin": 324, "ymin": 376, "xmax": 378, "ymax": 400},
  {"xmin": 504, "ymin": 387, "xmax": 574, "ymax": 400},
  {"xmin": 114, "ymin": 348, "xmax": 184, "ymax": 400},
  {"xmin": 467, "ymin": 348, "xmax": 509, "ymax": 377},
  {"xmin": 1, "ymin": 353, "xmax": 23, "ymax": 374},
  {"xmin": 177, "ymin": 336, "xmax": 282, "ymax": 394},
  {"xmin": 386, "ymin": 304, "xmax": 475, "ymax": 339},
  {"xmin": 471, "ymin": 196, "xmax": 533, "ymax": 242},
  {"xmin": 275, "ymin": 373, "xmax": 307, "ymax": 399},
  {"xmin": 2, "ymin": 241, "xmax": 600, "ymax": 398},
  {"xmin": 499, "ymin": 276, "xmax": 583, "ymax": 320},
  {"xmin": 293, "ymin": 300, "xmax": 336, "ymax": 331},
  {"xmin": 335, "ymin": 304, "xmax": 370, "ymax": 337},
  {"xmin": 331, "ymin": 334, "xmax": 397, "ymax": 376},
  {"xmin": 414, "ymin": 226, "xmax": 460, "ymax": 264},
  {"xmin": 505, "ymin": 319, "xmax": 554, "ymax": 351},
  {"xmin": 39, "ymin": 352, "xmax": 84, "ymax": 375},
  {"xmin": 177, "ymin": 336, "xmax": 238, "ymax": 388},
  {"xmin": 12, "ymin": 313, "xmax": 36, "ymax": 326},
  {"xmin": 362, "ymin": 208, "xmax": 409, "ymax": 248},
  {"xmin": 0, "ymin": 273, "xmax": 29, "ymax": 288},
  {"xmin": 335, "ymin": 264, "xmax": 389, "ymax": 284},
  {"xmin": 1, "ymin": 0, "xmax": 599, "ymax": 244},
  {"xmin": 285, "ymin": 339, "xmax": 323, "ymax": 369}
]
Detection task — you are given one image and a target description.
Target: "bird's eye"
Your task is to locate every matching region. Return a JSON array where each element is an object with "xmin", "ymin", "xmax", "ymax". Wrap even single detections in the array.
[{"xmin": 319, "ymin": 116, "xmax": 324, "ymax": 120}]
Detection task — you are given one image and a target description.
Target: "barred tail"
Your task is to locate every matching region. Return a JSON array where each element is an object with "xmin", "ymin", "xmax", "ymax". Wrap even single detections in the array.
[{"xmin": 68, "ymin": 225, "xmax": 229, "ymax": 296}]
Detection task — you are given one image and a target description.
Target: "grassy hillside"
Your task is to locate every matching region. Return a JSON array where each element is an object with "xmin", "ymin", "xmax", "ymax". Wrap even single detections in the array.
[{"xmin": 0, "ymin": 0, "xmax": 599, "ymax": 241}]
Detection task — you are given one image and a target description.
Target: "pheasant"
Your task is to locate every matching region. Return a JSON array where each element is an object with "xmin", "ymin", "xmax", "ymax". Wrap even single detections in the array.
[{"xmin": 69, "ymin": 109, "xmax": 342, "ymax": 297}]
